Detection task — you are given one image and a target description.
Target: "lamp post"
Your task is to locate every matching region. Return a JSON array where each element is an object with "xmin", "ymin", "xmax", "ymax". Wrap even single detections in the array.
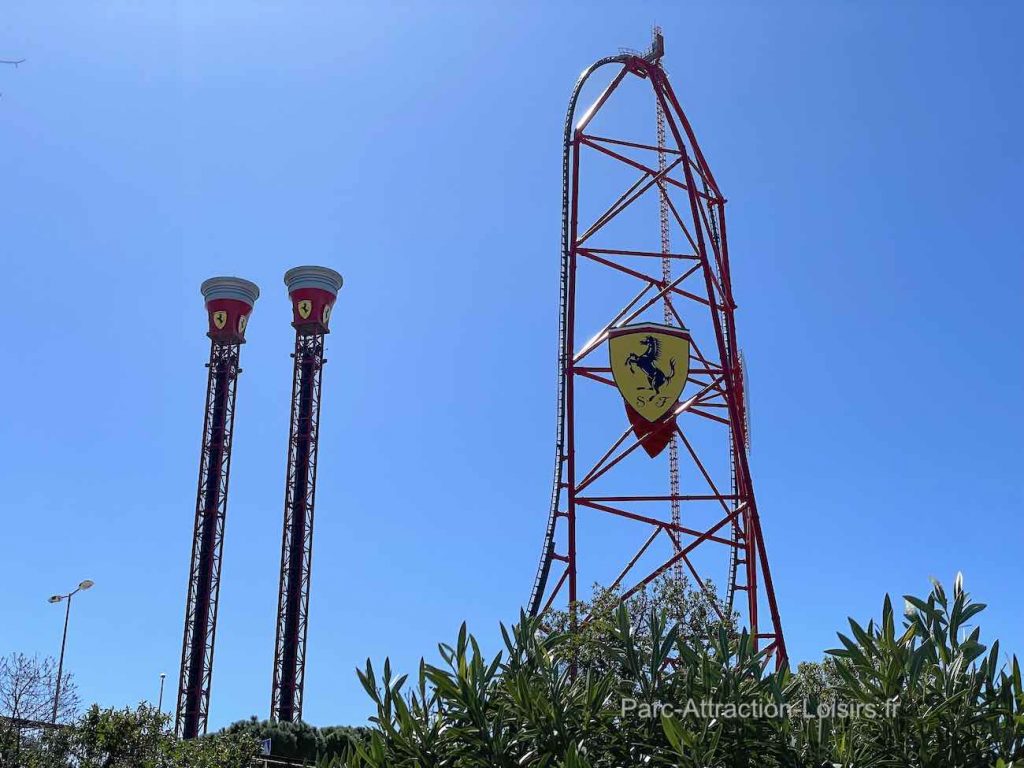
[
  {"xmin": 157, "ymin": 672, "xmax": 167, "ymax": 715},
  {"xmin": 48, "ymin": 579, "xmax": 93, "ymax": 723}
]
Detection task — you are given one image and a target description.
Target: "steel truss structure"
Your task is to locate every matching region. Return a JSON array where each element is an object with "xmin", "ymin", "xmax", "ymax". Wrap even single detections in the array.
[
  {"xmin": 271, "ymin": 332, "xmax": 325, "ymax": 722},
  {"xmin": 528, "ymin": 36, "xmax": 786, "ymax": 663},
  {"xmin": 177, "ymin": 340, "xmax": 241, "ymax": 738}
]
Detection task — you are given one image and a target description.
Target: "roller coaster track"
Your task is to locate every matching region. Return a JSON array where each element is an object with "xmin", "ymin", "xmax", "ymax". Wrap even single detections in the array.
[{"xmin": 527, "ymin": 52, "xmax": 636, "ymax": 618}]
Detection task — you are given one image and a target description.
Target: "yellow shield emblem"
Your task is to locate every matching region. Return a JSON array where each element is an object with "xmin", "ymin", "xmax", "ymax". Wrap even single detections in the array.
[
  {"xmin": 238, "ymin": 313, "xmax": 248, "ymax": 333},
  {"xmin": 297, "ymin": 299, "xmax": 312, "ymax": 319},
  {"xmin": 212, "ymin": 310, "xmax": 227, "ymax": 330},
  {"xmin": 322, "ymin": 304, "xmax": 332, "ymax": 324},
  {"xmin": 609, "ymin": 323, "xmax": 690, "ymax": 422}
]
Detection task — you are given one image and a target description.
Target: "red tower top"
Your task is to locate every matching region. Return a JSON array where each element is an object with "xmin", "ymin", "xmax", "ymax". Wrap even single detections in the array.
[
  {"xmin": 200, "ymin": 276, "xmax": 260, "ymax": 343},
  {"xmin": 283, "ymin": 266, "xmax": 343, "ymax": 334}
]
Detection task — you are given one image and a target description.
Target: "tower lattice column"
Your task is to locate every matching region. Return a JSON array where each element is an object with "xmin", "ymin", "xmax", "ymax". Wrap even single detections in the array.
[
  {"xmin": 177, "ymin": 277, "xmax": 259, "ymax": 739},
  {"xmin": 271, "ymin": 265, "xmax": 343, "ymax": 723}
]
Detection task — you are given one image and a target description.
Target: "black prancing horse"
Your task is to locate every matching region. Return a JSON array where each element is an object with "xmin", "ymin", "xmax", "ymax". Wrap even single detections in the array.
[{"xmin": 625, "ymin": 335, "xmax": 676, "ymax": 395}]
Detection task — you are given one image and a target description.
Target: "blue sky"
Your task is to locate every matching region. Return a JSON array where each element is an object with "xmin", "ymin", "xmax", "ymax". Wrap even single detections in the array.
[{"xmin": 1, "ymin": 1, "xmax": 1021, "ymax": 731}]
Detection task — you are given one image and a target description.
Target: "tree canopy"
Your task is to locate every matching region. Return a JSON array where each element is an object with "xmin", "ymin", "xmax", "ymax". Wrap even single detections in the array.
[
  {"xmin": 2, "ymin": 704, "xmax": 260, "ymax": 768},
  {"xmin": 218, "ymin": 717, "xmax": 367, "ymax": 764}
]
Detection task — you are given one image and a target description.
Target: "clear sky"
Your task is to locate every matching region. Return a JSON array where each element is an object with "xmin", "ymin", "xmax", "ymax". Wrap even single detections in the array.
[{"xmin": 1, "ymin": 0, "xmax": 1020, "ymax": 732}]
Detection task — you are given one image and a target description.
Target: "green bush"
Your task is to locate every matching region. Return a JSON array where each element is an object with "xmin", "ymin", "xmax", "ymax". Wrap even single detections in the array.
[
  {"xmin": 218, "ymin": 717, "xmax": 367, "ymax": 764},
  {"xmin": 341, "ymin": 576, "xmax": 1022, "ymax": 767},
  {"xmin": 4, "ymin": 703, "xmax": 261, "ymax": 767}
]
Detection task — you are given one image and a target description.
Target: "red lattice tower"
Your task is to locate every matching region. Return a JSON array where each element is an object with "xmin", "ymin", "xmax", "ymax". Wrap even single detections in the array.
[
  {"xmin": 271, "ymin": 266, "xmax": 343, "ymax": 723},
  {"xmin": 177, "ymin": 276, "xmax": 260, "ymax": 738},
  {"xmin": 527, "ymin": 34, "xmax": 786, "ymax": 663}
]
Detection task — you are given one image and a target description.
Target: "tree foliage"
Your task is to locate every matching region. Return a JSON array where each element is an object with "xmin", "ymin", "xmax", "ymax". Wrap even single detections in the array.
[
  {"xmin": 339, "ymin": 576, "xmax": 1023, "ymax": 767},
  {"xmin": 0, "ymin": 653, "xmax": 79, "ymax": 765},
  {"xmin": 543, "ymin": 574, "xmax": 734, "ymax": 676},
  {"xmin": 2, "ymin": 703, "xmax": 260, "ymax": 768},
  {"xmin": 0, "ymin": 652, "xmax": 80, "ymax": 725},
  {"xmin": 219, "ymin": 716, "xmax": 366, "ymax": 763}
]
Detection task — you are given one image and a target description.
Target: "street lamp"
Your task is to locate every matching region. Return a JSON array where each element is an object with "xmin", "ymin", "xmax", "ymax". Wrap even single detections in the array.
[
  {"xmin": 48, "ymin": 579, "xmax": 93, "ymax": 723},
  {"xmin": 157, "ymin": 672, "xmax": 167, "ymax": 714}
]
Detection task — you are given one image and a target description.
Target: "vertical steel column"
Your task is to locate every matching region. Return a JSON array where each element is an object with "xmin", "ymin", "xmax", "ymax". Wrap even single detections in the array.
[
  {"xmin": 177, "ymin": 277, "xmax": 259, "ymax": 739},
  {"xmin": 271, "ymin": 266, "xmax": 342, "ymax": 723},
  {"xmin": 565, "ymin": 135, "xmax": 581, "ymax": 626}
]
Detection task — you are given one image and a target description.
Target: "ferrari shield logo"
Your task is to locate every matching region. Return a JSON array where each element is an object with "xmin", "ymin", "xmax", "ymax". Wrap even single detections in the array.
[
  {"xmin": 609, "ymin": 323, "xmax": 690, "ymax": 422},
  {"xmin": 322, "ymin": 304, "xmax": 332, "ymax": 324},
  {"xmin": 212, "ymin": 310, "xmax": 227, "ymax": 330},
  {"xmin": 238, "ymin": 313, "xmax": 248, "ymax": 333},
  {"xmin": 297, "ymin": 299, "xmax": 312, "ymax": 319}
]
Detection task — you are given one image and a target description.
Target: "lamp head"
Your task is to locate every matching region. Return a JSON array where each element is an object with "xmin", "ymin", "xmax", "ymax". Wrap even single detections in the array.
[
  {"xmin": 78, "ymin": 580, "xmax": 94, "ymax": 591},
  {"xmin": 48, "ymin": 595, "xmax": 63, "ymax": 604}
]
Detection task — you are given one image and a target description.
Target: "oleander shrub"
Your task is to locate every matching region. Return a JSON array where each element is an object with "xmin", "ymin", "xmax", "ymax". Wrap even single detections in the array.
[{"xmin": 334, "ymin": 576, "xmax": 1022, "ymax": 767}]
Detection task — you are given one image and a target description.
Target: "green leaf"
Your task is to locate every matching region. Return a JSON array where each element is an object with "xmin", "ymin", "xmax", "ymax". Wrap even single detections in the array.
[{"xmin": 661, "ymin": 712, "xmax": 684, "ymax": 753}]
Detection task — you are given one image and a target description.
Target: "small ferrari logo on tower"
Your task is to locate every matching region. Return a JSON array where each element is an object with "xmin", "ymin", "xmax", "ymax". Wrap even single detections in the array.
[
  {"xmin": 297, "ymin": 299, "xmax": 312, "ymax": 320},
  {"xmin": 212, "ymin": 310, "xmax": 228, "ymax": 330},
  {"xmin": 609, "ymin": 323, "xmax": 690, "ymax": 422}
]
